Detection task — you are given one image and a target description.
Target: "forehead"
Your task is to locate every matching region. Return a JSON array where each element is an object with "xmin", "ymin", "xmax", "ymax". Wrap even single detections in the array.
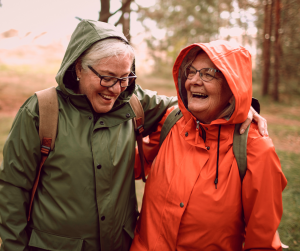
[
  {"xmin": 192, "ymin": 52, "xmax": 217, "ymax": 69},
  {"xmin": 95, "ymin": 54, "xmax": 133, "ymax": 73}
]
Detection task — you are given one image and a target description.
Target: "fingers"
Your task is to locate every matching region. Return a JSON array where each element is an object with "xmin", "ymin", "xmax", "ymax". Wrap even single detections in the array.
[
  {"xmin": 239, "ymin": 107, "xmax": 268, "ymax": 136},
  {"xmin": 240, "ymin": 108, "xmax": 254, "ymax": 134},
  {"xmin": 253, "ymin": 112, "xmax": 268, "ymax": 136}
]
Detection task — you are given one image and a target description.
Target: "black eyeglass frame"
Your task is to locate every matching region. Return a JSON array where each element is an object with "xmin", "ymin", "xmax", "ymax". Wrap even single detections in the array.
[
  {"xmin": 185, "ymin": 65, "xmax": 222, "ymax": 82},
  {"xmin": 88, "ymin": 65, "xmax": 137, "ymax": 88}
]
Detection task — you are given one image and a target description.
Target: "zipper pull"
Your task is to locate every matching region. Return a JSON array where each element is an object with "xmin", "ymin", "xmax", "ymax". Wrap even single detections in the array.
[{"xmin": 195, "ymin": 120, "xmax": 200, "ymax": 144}]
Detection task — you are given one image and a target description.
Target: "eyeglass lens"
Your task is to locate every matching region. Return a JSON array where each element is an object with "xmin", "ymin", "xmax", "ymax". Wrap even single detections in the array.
[
  {"xmin": 100, "ymin": 76, "xmax": 135, "ymax": 88},
  {"xmin": 185, "ymin": 66, "xmax": 217, "ymax": 81}
]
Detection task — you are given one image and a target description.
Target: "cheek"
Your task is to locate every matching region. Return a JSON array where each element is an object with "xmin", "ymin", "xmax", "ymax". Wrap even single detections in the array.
[
  {"xmin": 184, "ymin": 80, "xmax": 190, "ymax": 91},
  {"xmin": 185, "ymin": 80, "xmax": 192, "ymax": 98}
]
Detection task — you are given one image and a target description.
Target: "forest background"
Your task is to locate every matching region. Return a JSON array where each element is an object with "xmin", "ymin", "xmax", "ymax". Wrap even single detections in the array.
[{"xmin": 0, "ymin": 0, "xmax": 299, "ymax": 249}]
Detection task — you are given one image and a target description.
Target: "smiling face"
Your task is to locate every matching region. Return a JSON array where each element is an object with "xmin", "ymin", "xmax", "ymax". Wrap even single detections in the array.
[
  {"xmin": 185, "ymin": 52, "xmax": 233, "ymax": 124},
  {"xmin": 76, "ymin": 54, "xmax": 133, "ymax": 113}
]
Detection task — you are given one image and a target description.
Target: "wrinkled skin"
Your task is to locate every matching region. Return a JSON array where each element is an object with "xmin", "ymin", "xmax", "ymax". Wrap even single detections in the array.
[
  {"xmin": 185, "ymin": 52, "xmax": 233, "ymax": 124},
  {"xmin": 76, "ymin": 54, "xmax": 133, "ymax": 113}
]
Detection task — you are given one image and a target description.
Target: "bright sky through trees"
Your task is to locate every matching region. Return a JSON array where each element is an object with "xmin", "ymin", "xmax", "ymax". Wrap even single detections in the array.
[{"xmin": 0, "ymin": 0, "xmax": 155, "ymax": 36}]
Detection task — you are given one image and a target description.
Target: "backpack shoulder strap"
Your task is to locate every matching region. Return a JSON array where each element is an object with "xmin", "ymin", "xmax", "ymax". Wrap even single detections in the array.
[
  {"xmin": 129, "ymin": 94, "xmax": 147, "ymax": 182},
  {"xmin": 129, "ymin": 93, "xmax": 144, "ymax": 134},
  {"xmin": 35, "ymin": 87, "xmax": 59, "ymax": 150},
  {"xmin": 28, "ymin": 87, "xmax": 59, "ymax": 221},
  {"xmin": 159, "ymin": 106, "xmax": 183, "ymax": 147},
  {"xmin": 233, "ymin": 123, "xmax": 250, "ymax": 182}
]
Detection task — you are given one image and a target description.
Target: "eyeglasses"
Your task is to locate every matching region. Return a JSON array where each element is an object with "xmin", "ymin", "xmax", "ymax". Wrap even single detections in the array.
[
  {"xmin": 185, "ymin": 65, "xmax": 221, "ymax": 82},
  {"xmin": 88, "ymin": 65, "xmax": 137, "ymax": 88}
]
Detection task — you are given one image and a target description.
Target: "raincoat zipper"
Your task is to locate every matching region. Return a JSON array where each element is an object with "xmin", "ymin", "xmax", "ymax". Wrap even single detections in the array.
[{"xmin": 195, "ymin": 120, "xmax": 200, "ymax": 144}]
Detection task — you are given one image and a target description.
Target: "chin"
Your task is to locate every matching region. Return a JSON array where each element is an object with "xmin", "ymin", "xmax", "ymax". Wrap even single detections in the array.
[{"xmin": 93, "ymin": 105, "xmax": 112, "ymax": 113}]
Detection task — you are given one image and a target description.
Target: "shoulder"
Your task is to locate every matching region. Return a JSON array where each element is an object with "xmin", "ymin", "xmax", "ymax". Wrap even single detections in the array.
[
  {"xmin": 19, "ymin": 94, "xmax": 39, "ymax": 118},
  {"xmin": 134, "ymin": 84, "xmax": 178, "ymax": 107},
  {"xmin": 247, "ymin": 123, "xmax": 274, "ymax": 153},
  {"xmin": 246, "ymin": 123, "xmax": 283, "ymax": 175}
]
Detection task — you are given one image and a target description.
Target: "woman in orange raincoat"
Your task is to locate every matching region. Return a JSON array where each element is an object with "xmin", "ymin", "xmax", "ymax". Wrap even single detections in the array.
[{"xmin": 131, "ymin": 40, "xmax": 287, "ymax": 251}]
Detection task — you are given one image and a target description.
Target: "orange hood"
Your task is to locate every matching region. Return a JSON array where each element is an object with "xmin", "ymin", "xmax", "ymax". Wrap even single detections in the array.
[{"xmin": 173, "ymin": 40, "xmax": 252, "ymax": 125}]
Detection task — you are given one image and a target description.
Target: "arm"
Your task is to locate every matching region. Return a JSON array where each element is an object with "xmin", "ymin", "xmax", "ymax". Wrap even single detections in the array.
[
  {"xmin": 242, "ymin": 124, "xmax": 287, "ymax": 250},
  {"xmin": 134, "ymin": 85, "xmax": 177, "ymax": 137},
  {"xmin": 0, "ymin": 96, "xmax": 41, "ymax": 251}
]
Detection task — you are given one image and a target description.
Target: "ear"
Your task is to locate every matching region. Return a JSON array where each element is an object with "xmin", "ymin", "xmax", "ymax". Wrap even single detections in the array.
[{"xmin": 75, "ymin": 60, "xmax": 82, "ymax": 79}]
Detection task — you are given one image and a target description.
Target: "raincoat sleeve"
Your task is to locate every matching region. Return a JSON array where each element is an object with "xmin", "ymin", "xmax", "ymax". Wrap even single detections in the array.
[
  {"xmin": 0, "ymin": 95, "xmax": 41, "ymax": 251},
  {"xmin": 134, "ymin": 106, "xmax": 175, "ymax": 179},
  {"xmin": 134, "ymin": 85, "xmax": 177, "ymax": 137},
  {"xmin": 242, "ymin": 124, "xmax": 287, "ymax": 251}
]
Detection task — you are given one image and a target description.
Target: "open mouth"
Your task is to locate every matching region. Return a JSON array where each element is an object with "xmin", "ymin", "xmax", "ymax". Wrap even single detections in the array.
[
  {"xmin": 192, "ymin": 92, "xmax": 208, "ymax": 99},
  {"xmin": 99, "ymin": 93, "xmax": 113, "ymax": 100}
]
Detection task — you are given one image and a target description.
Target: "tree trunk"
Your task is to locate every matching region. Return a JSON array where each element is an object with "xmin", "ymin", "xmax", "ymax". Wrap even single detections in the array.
[
  {"xmin": 273, "ymin": 0, "xmax": 281, "ymax": 101},
  {"xmin": 262, "ymin": 0, "xmax": 273, "ymax": 96},
  {"xmin": 122, "ymin": 0, "xmax": 131, "ymax": 42},
  {"xmin": 99, "ymin": 0, "xmax": 110, "ymax": 22}
]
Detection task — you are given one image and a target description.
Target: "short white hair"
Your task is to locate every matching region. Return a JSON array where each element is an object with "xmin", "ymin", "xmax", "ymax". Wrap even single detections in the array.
[{"xmin": 79, "ymin": 38, "xmax": 135, "ymax": 70}]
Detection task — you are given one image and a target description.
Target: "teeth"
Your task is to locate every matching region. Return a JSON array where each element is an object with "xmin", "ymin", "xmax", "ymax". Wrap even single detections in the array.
[
  {"xmin": 101, "ymin": 94, "xmax": 113, "ymax": 99},
  {"xmin": 192, "ymin": 92, "xmax": 207, "ymax": 97}
]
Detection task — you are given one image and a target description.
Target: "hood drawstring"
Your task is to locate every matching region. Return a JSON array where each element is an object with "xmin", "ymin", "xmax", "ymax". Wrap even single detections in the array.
[
  {"xmin": 214, "ymin": 125, "xmax": 221, "ymax": 189},
  {"xmin": 195, "ymin": 120, "xmax": 206, "ymax": 144}
]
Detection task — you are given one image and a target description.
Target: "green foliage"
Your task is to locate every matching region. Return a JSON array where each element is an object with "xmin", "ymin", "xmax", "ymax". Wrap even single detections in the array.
[
  {"xmin": 137, "ymin": 0, "xmax": 233, "ymax": 74},
  {"xmin": 277, "ymin": 150, "xmax": 300, "ymax": 250},
  {"xmin": 280, "ymin": 0, "xmax": 300, "ymax": 95},
  {"xmin": 137, "ymin": 0, "xmax": 300, "ymax": 96}
]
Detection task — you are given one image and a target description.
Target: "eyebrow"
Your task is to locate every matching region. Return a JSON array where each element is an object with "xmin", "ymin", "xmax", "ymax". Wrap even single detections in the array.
[{"xmin": 98, "ymin": 70, "xmax": 130, "ymax": 77}]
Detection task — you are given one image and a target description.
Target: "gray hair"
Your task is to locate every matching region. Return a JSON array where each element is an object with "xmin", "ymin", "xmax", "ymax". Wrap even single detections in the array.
[
  {"xmin": 79, "ymin": 38, "xmax": 135, "ymax": 70},
  {"xmin": 218, "ymin": 97, "xmax": 235, "ymax": 120}
]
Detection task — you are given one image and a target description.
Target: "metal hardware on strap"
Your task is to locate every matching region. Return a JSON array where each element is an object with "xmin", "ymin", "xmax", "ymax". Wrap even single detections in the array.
[
  {"xmin": 28, "ymin": 137, "xmax": 52, "ymax": 221},
  {"xmin": 137, "ymin": 125, "xmax": 144, "ymax": 134},
  {"xmin": 41, "ymin": 145, "xmax": 51, "ymax": 155}
]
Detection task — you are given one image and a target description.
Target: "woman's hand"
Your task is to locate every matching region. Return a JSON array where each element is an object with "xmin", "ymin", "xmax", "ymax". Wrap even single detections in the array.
[{"xmin": 240, "ymin": 106, "xmax": 268, "ymax": 136}]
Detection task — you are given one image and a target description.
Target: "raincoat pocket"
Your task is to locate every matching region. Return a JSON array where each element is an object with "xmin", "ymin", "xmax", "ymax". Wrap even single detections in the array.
[{"xmin": 28, "ymin": 229, "xmax": 83, "ymax": 251}]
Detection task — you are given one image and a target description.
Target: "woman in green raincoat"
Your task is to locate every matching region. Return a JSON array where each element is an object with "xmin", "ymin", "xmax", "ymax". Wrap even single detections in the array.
[{"xmin": 0, "ymin": 20, "xmax": 266, "ymax": 251}]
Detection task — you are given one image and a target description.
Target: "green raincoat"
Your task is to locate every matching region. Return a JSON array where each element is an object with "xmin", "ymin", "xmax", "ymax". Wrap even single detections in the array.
[{"xmin": 0, "ymin": 20, "xmax": 177, "ymax": 251}]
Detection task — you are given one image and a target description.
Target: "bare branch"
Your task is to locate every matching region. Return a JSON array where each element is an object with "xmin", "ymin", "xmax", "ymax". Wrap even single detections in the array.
[
  {"xmin": 99, "ymin": 0, "xmax": 132, "ymax": 22},
  {"xmin": 99, "ymin": 0, "xmax": 110, "ymax": 22},
  {"xmin": 115, "ymin": 13, "xmax": 124, "ymax": 26}
]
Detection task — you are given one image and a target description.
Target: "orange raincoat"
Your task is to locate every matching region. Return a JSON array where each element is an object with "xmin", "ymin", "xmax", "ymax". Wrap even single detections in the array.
[{"xmin": 131, "ymin": 41, "xmax": 287, "ymax": 251}]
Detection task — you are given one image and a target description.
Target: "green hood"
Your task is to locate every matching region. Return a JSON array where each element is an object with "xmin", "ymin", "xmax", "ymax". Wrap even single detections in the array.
[
  {"xmin": 0, "ymin": 19, "xmax": 178, "ymax": 251},
  {"xmin": 55, "ymin": 19, "xmax": 135, "ymax": 109}
]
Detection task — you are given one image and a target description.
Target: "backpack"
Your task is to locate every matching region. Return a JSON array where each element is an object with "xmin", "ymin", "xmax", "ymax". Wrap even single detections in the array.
[
  {"xmin": 159, "ymin": 106, "xmax": 250, "ymax": 182},
  {"xmin": 27, "ymin": 87, "xmax": 146, "ymax": 221},
  {"xmin": 160, "ymin": 107, "xmax": 288, "ymax": 248}
]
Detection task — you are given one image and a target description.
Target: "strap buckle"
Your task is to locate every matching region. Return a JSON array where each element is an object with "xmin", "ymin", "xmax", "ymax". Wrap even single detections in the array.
[
  {"xmin": 136, "ymin": 125, "xmax": 144, "ymax": 135},
  {"xmin": 41, "ymin": 145, "xmax": 51, "ymax": 156}
]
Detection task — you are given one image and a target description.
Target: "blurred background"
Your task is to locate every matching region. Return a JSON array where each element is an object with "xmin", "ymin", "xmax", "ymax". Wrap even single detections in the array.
[{"xmin": 0, "ymin": 0, "xmax": 299, "ymax": 249}]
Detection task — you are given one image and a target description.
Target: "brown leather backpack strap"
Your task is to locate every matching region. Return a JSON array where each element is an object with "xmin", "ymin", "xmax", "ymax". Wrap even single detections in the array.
[
  {"xmin": 35, "ymin": 87, "xmax": 59, "ymax": 150},
  {"xmin": 129, "ymin": 94, "xmax": 147, "ymax": 182},
  {"xmin": 28, "ymin": 87, "xmax": 59, "ymax": 221},
  {"xmin": 28, "ymin": 138, "xmax": 52, "ymax": 221}
]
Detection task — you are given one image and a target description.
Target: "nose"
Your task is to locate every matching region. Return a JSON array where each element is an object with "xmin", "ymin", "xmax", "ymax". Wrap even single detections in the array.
[
  {"xmin": 107, "ymin": 80, "xmax": 122, "ymax": 93},
  {"xmin": 190, "ymin": 72, "xmax": 203, "ymax": 85}
]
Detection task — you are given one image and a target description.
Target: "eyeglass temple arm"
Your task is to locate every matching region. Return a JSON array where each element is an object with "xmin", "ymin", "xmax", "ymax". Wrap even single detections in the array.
[{"xmin": 88, "ymin": 65, "xmax": 102, "ymax": 78}]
